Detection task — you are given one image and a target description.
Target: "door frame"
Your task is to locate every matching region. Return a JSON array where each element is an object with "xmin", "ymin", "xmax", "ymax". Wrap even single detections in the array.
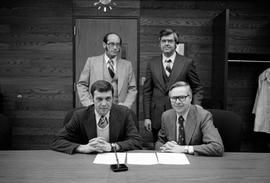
[{"xmin": 72, "ymin": 16, "xmax": 140, "ymax": 118}]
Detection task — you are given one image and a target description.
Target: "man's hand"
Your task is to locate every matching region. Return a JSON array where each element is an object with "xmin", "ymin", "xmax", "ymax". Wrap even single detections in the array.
[
  {"xmin": 75, "ymin": 137, "xmax": 111, "ymax": 153},
  {"xmin": 94, "ymin": 138, "xmax": 112, "ymax": 152},
  {"xmin": 144, "ymin": 119, "xmax": 152, "ymax": 132},
  {"xmin": 160, "ymin": 141, "xmax": 185, "ymax": 153}
]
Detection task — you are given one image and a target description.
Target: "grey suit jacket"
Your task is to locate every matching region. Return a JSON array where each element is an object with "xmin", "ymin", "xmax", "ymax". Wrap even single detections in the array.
[
  {"xmin": 143, "ymin": 53, "xmax": 203, "ymax": 129},
  {"xmin": 77, "ymin": 54, "xmax": 137, "ymax": 108},
  {"xmin": 155, "ymin": 105, "xmax": 224, "ymax": 156}
]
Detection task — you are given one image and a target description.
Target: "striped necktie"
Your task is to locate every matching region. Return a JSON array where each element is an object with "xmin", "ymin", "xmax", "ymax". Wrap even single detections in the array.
[
  {"xmin": 108, "ymin": 60, "xmax": 115, "ymax": 78},
  {"xmin": 165, "ymin": 59, "xmax": 172, "ymax": 75},
  {"xmin": 98, "ymin": 116, "xmax": 108, "ymax": 128}
]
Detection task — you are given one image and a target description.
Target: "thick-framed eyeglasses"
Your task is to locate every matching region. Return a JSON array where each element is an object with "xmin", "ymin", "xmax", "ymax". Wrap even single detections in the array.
[
  {"xmin": 107, "ymin": 42, "xmax": 121, "ymax": 48},
  {"xmin": 170, "ymin": 95, "xmax": 189, "ymax": 102}
]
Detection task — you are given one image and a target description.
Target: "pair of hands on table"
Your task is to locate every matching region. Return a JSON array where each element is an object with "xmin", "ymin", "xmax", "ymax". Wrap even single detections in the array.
[
  {"xmin": 160, "ymin": 141, "xmax": 186, "ymax": 153},
  {"xmin": 76, "ymin": 137, "xmax": 111, "ymax": 153}
]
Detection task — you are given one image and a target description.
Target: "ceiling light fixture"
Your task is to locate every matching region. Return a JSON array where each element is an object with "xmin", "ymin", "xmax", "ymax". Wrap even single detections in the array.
[{"xmin": 93, "ymin": 0, "xmax": 117, "ymax": 12}]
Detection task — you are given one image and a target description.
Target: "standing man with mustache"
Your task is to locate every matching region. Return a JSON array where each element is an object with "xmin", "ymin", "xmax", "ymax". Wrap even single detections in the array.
[
  {"xmin": 77, "ymin": 32, "xmax": 137, "ymax": 109},
  {"xmin": 143, "ymin": 28, "xmax": 204, "ymax": 144},
  {"xmin": 51, "ymin": 80, "xmax": 142, "ymax": 154}
]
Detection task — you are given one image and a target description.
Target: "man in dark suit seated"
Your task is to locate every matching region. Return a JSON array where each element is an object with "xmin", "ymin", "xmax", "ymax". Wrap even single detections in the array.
[
  {"xmin": 155, "ymin": 81, "xmax": 224, "ymax": 156},
  {"xmin": 51, "ymin": 80, "xmax": 142, "ymax": 154}
]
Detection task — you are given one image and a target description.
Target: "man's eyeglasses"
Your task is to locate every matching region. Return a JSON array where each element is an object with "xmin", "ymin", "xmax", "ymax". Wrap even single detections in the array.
[
  {"xmin": 170, "ymin": 95, "xmax": 189, "ymax": 102},
  {"xmin": 107, "ymin": 42, "xmax": 121, "ymax": 48},
  {"xmin": 160, "ymin": 39, "xmax": 175, "ymax": 44}
]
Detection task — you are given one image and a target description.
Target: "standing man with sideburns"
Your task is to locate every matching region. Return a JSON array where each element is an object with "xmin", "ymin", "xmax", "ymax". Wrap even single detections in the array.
[
  {"xmin": 143, "ymin": 28, "xmax": 203, "ymax": 143},
  {"xmin": 51, "ymin": 80, "xmax": 142, "ymax": 154},
  {"xmin": 155, "ymin": 81, "xmax": 223, "ymax": 156},
  {"xmin": 77, "ymin": 32, "xmax": 137, "ymax": 109}
]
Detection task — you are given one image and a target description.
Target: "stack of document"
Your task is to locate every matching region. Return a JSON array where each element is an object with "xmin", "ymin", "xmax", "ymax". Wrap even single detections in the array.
[{"xmin": 93, "ymin": 152, "xmax": 190, "ymax": 165}]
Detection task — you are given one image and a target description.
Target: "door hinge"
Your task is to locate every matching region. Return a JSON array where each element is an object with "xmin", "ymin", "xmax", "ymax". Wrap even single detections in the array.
[
  {"xmin": 73, "ymin": 26, "xmax": 76, "ymax": 36},
  {"xmin": 73, "ymin": 82, "xmax": 77, "ymax": 92}
]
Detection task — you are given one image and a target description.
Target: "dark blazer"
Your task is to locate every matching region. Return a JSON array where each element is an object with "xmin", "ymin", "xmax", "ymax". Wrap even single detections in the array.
[
  {"xmin": 155, "ymin": 105, "xmax": 224, "ymax": 156},
  {"xmin": 143, "ymin": 53, "xmax": 203, "ymax": 129},
  {"xmin": 50, "ymin": 104, "xmax": 143, "ymax": 154}
]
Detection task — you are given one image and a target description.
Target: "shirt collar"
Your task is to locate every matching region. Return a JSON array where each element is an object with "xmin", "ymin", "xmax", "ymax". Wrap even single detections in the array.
[
  {"xmin": 104, "ymin": 54, "xmax": 117, "ymax": 64},
  {"xmin": 162, "ymin": 51, "xmax": 176, "ymax": 64},
  {"xmin": 176, "ymin": 105, "xmax": 190, "ymax": 121},
  {"xmin": 94, "ymin": 109, "xmax": 110, "ymax": 125}
]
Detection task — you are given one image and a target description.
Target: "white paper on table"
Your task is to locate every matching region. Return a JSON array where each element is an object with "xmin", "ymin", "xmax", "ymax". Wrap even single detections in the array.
[
  {"xmin": 93, "ymin": 153, "xmax": 126, "ymax": 164},
  {"xmin": 127, "ymin": 153, "xmax": 158, "ymax": 165},
  {"xmin": 156, "ymin": 153, "xmax": 190, "ymax": 165}
]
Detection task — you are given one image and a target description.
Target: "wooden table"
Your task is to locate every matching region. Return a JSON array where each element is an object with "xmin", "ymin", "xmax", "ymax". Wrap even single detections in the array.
[{"xmin": 0, "ymin": 150, "xmax": 270, "ymax": 183}]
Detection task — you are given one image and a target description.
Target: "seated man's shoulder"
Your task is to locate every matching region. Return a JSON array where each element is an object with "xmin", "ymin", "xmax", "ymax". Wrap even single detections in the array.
[
  {"xmin": 162, "ymin": 108, "xmax": 175, "ymax": 116},
  {"xmin": 193, "ymin": 105, "xmax": 211, "ymax": 117},
  {"xmin": 75, "ymin": 106, "xmax": 89, "ymax": 113},
  {"xmin": 72, "ymin": 106, "xmax": 92, "ymax": 118},
  {"xmin": 113, "ymin": 104, "xmax": 129, "ymax": 112},
  {"xmin": 112, "ymin": 104, "xmax": 135, "ymax": 121}
]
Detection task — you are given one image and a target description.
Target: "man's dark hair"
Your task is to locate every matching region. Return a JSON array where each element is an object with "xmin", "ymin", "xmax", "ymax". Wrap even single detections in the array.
[
  {"xmin": 103, "ymin": 32, "xmax": 122, "ymax": 45},
  {"xmin": 90, "ymin": 80, "xmax": 114, "ymax": 97},
  {"xmin": 159, "ymin": 28, "xmax": 179, "ymax": 44}
]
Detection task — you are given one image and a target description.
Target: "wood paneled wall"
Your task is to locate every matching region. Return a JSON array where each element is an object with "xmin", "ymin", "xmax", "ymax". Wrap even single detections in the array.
[
  {"xmin": 0, "ymin": 0, "xmax": 73, "ymax": 149},
  {"xmin": 0, "ymin": 0, "xmax": 269, "ymax": 150}
]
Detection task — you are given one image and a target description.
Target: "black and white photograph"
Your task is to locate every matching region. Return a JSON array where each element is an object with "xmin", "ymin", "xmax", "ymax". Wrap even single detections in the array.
[{"xmin": 1, "ymin": 0, "xmax": 270, "ymax": 182}]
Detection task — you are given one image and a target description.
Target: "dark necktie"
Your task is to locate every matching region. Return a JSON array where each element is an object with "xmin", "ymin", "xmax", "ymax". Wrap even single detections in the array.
[
  {"xmin": 178, "ymin": 116, "xmax": 185, "ymax": 145},
  {"xmin": 98, "ymin": 116, "xmax": 108, "ymax": 128},
  {"xmin": 108, "ymin": 60, "xmax": 115, "ymax": 78},
  {"xmin": 165, "ymin": 59, "xmax": 172, "ymax": 75}
]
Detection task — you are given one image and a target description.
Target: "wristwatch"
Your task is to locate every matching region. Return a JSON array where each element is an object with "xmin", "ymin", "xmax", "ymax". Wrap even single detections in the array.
[
  {"xmin": 184, "ymin": 146, "xmax": 189, "ymax": 154},
  {"xmin": 111, "ymin": 143, "xmax": 116, "ymax": 152}
]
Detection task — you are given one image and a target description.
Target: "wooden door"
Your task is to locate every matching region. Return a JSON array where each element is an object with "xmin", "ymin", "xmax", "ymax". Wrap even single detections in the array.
[{"xmin": 74, "ymin": 18, "xmax": 138, "ymax": 110}]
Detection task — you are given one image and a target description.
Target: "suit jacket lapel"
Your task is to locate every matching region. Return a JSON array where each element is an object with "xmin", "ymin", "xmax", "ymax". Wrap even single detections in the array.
[
  {"xmin": 109, "ymin": 105, "xmax": 120, "ymax": 142},
  {"xmin": 116, "ymin": 58, "xmax": 124, "ymax": 95},
  {"xmin": 153, "ymin": 55, "xmax": 166, "ymax": 91},
  {"xmin": 185, "ymin": 105, "xmax": 197, "ymax": 144},
  {"xmin": 168, "ymin": 110, "xmax": 177, "ymax": 141},
  {"xmin": 88, "ymin": 106, "xmax": 97, "ymax": 138},
  {"xmin": 166, "ymin": 54, "xmax": 185, "ymax": 91}
]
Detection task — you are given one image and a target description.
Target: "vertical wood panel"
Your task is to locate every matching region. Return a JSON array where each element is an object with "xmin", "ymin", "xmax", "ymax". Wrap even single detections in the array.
[{"xmin": 212, "ymin": 9, "xmax": 229, "ymax": 109}]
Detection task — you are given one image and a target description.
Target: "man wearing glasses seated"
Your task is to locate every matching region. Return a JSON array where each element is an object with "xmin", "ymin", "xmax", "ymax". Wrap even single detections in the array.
[
  {"xmin": 77, "ymin": 32, "xmax": 137, "ymax": 109},
  {"xmin": 155, "ymin": 81, "xmax": 224, "ymax": 156}
]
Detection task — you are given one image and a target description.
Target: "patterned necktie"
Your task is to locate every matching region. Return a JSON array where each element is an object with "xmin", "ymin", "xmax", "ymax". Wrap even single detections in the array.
[
  {"xmin": 108, "ymin": 60, "xmax": 115, "ymax": 78},
  {"xmin": 178, "ymin": 116, "xmax": 185, "ymax": 145},
  {"xmin": 165, "ymin": 59, "xmax": 172, "ymax": 75},
  {"xmin": 98, "ymin": 116, "xmax": 108, "ymax": 128}
]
